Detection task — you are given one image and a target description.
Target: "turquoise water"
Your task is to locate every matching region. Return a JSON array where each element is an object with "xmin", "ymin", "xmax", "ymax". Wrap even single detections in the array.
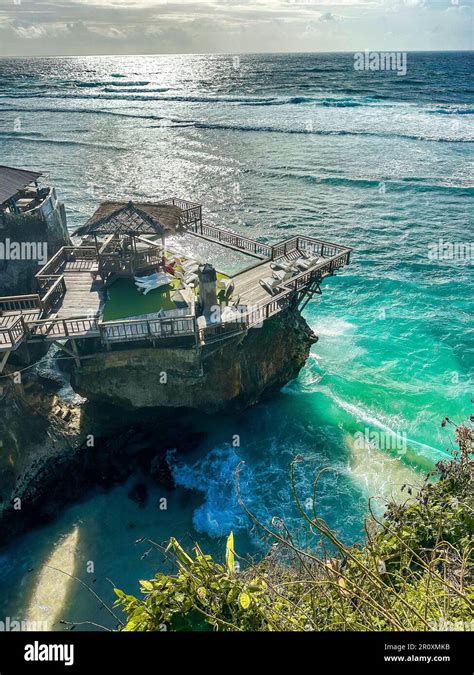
[{"xmin": 0, "ymin": 52, "xmax": 472, "ymax": 629}]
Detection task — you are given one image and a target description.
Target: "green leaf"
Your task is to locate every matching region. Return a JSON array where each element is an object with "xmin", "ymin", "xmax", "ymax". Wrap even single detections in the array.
[
  {"xmin": 140, "ymin": 580, "xmax": 154, "ymax": 592},
  {"xmin": 239, "ymin": 592, "xmax": 250, "ymax": 610},
  {"xmin": 226, "ymin": 531, "xmax": 235, "ymax": 575},
  {"xmin": 166, "ymin": 537, "xmax": 194, "ymax": 566}
]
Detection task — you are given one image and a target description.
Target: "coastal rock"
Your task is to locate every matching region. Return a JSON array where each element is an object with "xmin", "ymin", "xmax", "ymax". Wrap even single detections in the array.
[
  {"xmin": 0, "ymin": 304, "xmax": 316, "ymax": 545},
  {"xmin": 0, "ymin": 199, "xmax": 70, "ymax": 295},
  {"xmin": 0, "ymin": 370, "xmax": 203, "ymax": 546},
  {"xmin": 71, "ymin": 308, "xmax": 317, "ymax": 412}
]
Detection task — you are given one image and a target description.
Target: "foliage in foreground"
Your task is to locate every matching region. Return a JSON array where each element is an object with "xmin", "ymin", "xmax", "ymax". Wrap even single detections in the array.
[{"xmin": 115, "ymin": 423, "xmax": 473, "ymax": 631}]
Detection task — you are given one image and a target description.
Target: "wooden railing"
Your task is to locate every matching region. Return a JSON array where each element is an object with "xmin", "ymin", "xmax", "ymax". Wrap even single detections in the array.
[
  {"xmin": 99, "ymin": 249, "xmax": 162, "ymax": 277},
  {"xmin": 40, "ymin": 276, "xmax": 67, "ymax": 315},
  {"xmin": 35, "ymin": 246, "xmax": 97, "ymax": 299},
  {"xmin": 35, "ymin": 246, "xmax": 67, "ymax": 278},
  {"xmin": 64, "ymin": 246, "xmax": 97, "ymax": 262},
  {"xmin": 295, "ymin": 236, "xmax": 349, "ymax": 259},
  {"xmin": 192, "ymin": 222, "xmax": 273, "ymax": 259},
  {"xmin": 190, "ymin": 224, "xmax": 351, "ymax": 263},
  {"xmin": 0, "ymin": 316, "xmax": 27, "ymax": 348},
  {"xmin": 157, "ymin": 197, "xmax": 202, "ymax": 230},
  {"xmin": 28, "ymin": 316, "xmax": 100, "ymax": 340},
  {"xmin": 270, "ymin": 237, "xmax": 300, "ymax": 259},
  {"xmin": 0, "ymin": 294, "xmax": 42, "ymax": 312},
  {"xmin": 36, "ymin": 275, "xmax": 61, "ymax": 294},
  {"xmin": 36, "ymin": 246, "xmax": 97, "ymax": 279},
  {"xmin": 26, "ymin": 313, "xmax": 196, "ymax": 345},
  {"xmin": 101, "ymin": 315, "xmax": 196, "ymax": 343}
]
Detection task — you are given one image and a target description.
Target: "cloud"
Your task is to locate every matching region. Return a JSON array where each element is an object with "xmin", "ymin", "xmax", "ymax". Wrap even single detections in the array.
[
  {"xmin": 0, "ymin": 0, "xmax": 472, "ymax": 55},
  {"xmin": 12, "ymin": 23, "xmax": 46, "ymax": 39},
  {"xmin": 91, "ymin": 25, "xmax": 128, "ymax": 39}
]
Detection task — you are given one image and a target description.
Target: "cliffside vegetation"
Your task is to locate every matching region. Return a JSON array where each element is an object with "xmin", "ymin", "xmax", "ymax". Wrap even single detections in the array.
[{"xmin": 115, "ymin": 421, "xmax": 473, "ymax": 631}]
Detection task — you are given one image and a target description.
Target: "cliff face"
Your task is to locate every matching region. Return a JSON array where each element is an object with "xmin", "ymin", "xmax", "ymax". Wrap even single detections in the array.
[
  {"xmin": 71, "ymin": 308, "xmax": 318, "ymax": 412},
  {"xmin": 0, "ymin": 370, "xmax": 203, "ymax": 546},
  {"xmin": 0, "ymin": 196, "xmax": 70, "ymax": 295},
  {"xmin": 0, "ymin": 307, "xmax": 317, "ymax": 544}
]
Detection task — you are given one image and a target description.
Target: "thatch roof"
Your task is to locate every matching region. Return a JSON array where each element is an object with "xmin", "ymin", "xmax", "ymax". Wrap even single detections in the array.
[
  {"xmin": 0, "ymin": 166, "xmax": 42, "ymax": 204},
  {"xmin": 74, "ymin": 201, "xmax": 185, "ymax": 237}
]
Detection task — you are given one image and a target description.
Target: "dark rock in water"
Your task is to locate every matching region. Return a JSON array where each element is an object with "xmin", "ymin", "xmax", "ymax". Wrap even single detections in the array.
[
  {"xmin": 150, "ymin": 453, "xmax": 176, "ymax": 490},
  {"xmin": 128, "ymin": 482, "xmax": 148, "ymax": 508}
]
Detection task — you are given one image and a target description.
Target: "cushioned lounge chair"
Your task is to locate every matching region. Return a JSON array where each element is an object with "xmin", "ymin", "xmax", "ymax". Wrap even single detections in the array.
[{"xmin": 260, "ymin": 277, "xmax": 282, "ymax": 296}]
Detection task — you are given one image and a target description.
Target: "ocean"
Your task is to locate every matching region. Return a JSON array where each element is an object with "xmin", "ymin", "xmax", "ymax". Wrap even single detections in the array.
[{"xmin": 0, "ymin": 51, "xmax": 472, "ymax": 630}]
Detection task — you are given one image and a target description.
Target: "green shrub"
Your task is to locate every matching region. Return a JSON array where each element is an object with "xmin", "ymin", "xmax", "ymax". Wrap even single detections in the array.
[{"xmin": 115, "ymin": 422, "xmax": 473, "ymax": 631}]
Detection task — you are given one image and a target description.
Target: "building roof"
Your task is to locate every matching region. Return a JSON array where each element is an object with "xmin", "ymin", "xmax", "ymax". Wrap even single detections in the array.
[
  {"xmin": 0, "ymin": 166, "xmax": 42, "ymax": 204},
  {"xmin": 74, "ymin": 201, "xmax": 185, "ymax": 237}
]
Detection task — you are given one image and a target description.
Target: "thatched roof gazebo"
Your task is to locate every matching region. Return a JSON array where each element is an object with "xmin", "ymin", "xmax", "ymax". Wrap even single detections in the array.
[
  {"xmin": 75, "ymin": 201, "xmax": 185, "ymax": 238},
  {"xmin": 74, "ymin": 199, "xmax": 202, "ymax": 278}
]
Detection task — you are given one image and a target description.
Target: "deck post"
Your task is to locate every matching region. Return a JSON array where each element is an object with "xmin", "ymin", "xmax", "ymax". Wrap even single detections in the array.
[
  {"xmin": 0, "ymin": 350, "xmax": 11, "ymax": 375},
  {"xmin": 69, "ymin": 339, "xmax": 81, "ymax": 368},
  {"xmin": 147, "ymin": 321, "xmax": 153, "ymax": 344}
]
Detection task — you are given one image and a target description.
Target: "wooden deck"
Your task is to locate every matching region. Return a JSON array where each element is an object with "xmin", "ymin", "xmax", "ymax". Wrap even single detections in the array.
[
  {"xmin": 55, "ymin": 269, "xmax": 103, "ymax": 319},
  {"xmin": 233, "ymin": 261, "xmax": 275, "ymax": 306},
  {"xmin": 0, "ymin": 227, "xmax": 352, "ymax": 359}
]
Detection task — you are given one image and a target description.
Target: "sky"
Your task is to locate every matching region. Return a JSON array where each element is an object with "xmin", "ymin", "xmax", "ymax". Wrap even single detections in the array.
[{"xmin": 0, "ymin": 0, "xmax": 472, "ymax": 57}]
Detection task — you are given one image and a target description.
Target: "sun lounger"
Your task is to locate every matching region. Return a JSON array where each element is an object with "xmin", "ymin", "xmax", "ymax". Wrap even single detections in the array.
[
  {"xmin": 184, "ymin": 272, "xmax": 198, "ymax": 287},
  {"xmin": 260, "ymin": 277, "xmax": 282, "ymax": 296},
  {"xmin": 134, "ymin": 272, "xmax": 172, "ymax": 295},
  {"xmin": 217, "ymin": 278, "xmax": 233, "ymax": 292},
  {"xmin": 294, "ymin": 256, "xmax": 321, "ymax": 271},
  {"xmin": 182, "ymin": 260, "xmax": 199, "ymax": 273},
  {"xmin": 270, "ymin": 260, "xmax": 295, "ymax": 272},
  {"xmin": 272, "ymin": 268, "xmax": 295, "ymax": 282}
]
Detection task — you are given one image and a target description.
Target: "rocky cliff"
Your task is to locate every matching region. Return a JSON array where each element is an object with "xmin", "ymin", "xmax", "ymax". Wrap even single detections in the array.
[
  {"xmin": 0, "ymin": 367, "xmax": 203, "ymax": 546},
  {"xmin": 0, "ymin": 195, "xmax": 70, "ymax": 295},
  {"xmin": 71, "ymin": 308, "xmax": 318, "ymax": 412},
  {"xmin": 0, "ymin": 307, "xmax": 317, "ymax": 545}
]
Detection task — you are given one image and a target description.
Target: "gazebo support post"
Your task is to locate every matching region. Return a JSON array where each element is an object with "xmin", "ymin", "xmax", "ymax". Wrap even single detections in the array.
[{"xmin": 93, "ymin": 234, "xmax": 102, "ymax": 273}]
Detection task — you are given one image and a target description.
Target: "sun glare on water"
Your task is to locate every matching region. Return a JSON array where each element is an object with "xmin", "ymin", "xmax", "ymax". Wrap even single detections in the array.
[{"xmin": 24, "ymin": 527, "xmax": 79, "ymax": 631}]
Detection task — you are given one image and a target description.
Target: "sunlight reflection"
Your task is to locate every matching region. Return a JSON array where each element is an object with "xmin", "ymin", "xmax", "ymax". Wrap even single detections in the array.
[
  {"xmin": 25, "ymin": 527, "xmax": 79, "ymax": 631},
  {"xmin": 345, "ymin": 433, "xmax": 422, "ymax": 509}
]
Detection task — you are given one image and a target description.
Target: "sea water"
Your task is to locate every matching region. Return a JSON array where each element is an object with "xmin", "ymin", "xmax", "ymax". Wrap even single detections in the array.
[{"xmin": 0, "ymin": 52, "xmax": 472, "ymax": 630}]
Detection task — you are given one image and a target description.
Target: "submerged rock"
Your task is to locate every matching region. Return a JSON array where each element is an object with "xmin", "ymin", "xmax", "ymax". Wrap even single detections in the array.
[
  {"xmin": 128, "ymin": 482, "xmax": 149, "ymax": 508},
  {"xmin": 150, "ymin": 453, "xmax": 176, "ymax": 490},
  {"xmin": 71, "ymin": 308, "xmax": 317, "ymax": 412}
]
